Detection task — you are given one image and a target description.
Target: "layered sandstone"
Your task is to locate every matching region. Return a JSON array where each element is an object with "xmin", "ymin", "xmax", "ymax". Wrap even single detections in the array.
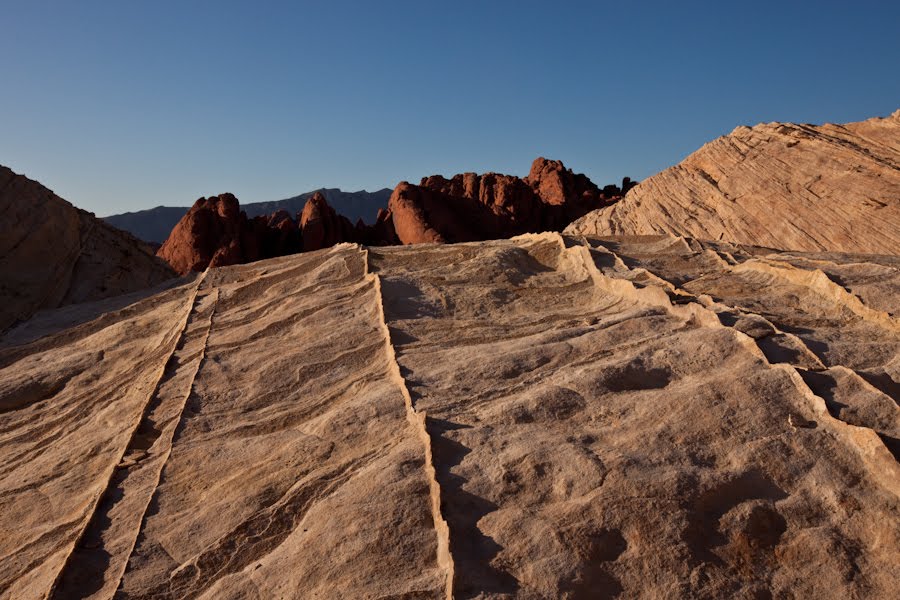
[
  {"xmin": 566, "ymin": 111, "xmax": 900, "ymax": 254},
  {"xmin": 1, "ymin": 234, "xmax": 897, "ymax": 598},
  {"xmin": 0, "ymin": 166, "xmax": 175, "ymax": 332}
]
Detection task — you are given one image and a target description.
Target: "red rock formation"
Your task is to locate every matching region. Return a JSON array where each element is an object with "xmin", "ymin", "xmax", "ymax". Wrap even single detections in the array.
[
  {"xmin": 526, "ymin": 157, "xmax": 595, "ymax": 205},
  {"xmin": 157, "ymin": 158, "xmax": 632, "ymax": 270},
  {"xmin": 157, "ymin": 192, "xmax": 372, "ymax": 274},
  {"xmin": 157, "ymin": 194, "xmax": 248, "ymax": 275},
  {"xmin": 354, "ymin": 208, "xmax": 400, "ymax": 247},
  {"xmin": 262, "ymin": 210, "xmax": 301, "ymax": 257},
  {"xmin": 419, "ymin": 172, "xmax": 540, "ymax": 235},
  {"xmin": 387, "ymin": 182, "xmax": 478, "ymax": 245},
  {"xmin": 387, "ymin": 158, "xmax": 630, "ymax": 245},
  {"xmin": 300, "ymin": 192, "xmax": 357, "ymax": 252}
]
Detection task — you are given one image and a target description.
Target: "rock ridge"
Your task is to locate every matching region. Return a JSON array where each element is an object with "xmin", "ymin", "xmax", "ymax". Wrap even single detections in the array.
[
  {"xmin": 566, "ymin": 111, "xmax": 900, "ymax": 254},
  {"xmin": 0, "ymin": 165, "xmax": 175, "ymax": 331}
]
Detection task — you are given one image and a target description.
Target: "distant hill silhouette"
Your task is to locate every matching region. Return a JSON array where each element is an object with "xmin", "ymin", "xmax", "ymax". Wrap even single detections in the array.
[{"xmin": 104, "ymin": 188, "xmax": 392, "ymax": 243}]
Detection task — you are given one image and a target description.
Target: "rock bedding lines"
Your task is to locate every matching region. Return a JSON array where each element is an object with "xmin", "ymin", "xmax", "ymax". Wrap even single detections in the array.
[
  {"xmin": 566, "ymin": 110, "xmax": 900, "ymax": 254},
  {"xmin": 51, "ymin": 277, "xmax": 219, "ymax": 599},
  {"xmin": 1, "ymin": 234, "xmax": 898, "ymax": 598}
]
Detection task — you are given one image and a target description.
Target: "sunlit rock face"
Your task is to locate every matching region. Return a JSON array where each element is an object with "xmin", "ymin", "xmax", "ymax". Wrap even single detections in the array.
[
  {"xmin": 1, "ymin": 233, "xmax": 897, "ymax": 599},
  {"xmin": 567, "ymin": 110, "xmax": 900, "ymax": 255}
]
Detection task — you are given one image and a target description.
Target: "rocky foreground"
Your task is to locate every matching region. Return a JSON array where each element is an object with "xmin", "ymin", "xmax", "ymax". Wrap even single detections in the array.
[
  {"xmin": 1, "ymin": 234, "xmax": 897, "ymax": 599},
  {"xmin": 567, "ymin": 110, "xmax": 900, "ymax": 254}
]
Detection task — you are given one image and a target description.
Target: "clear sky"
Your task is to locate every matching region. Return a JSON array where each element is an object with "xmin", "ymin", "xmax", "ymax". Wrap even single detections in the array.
[{"xmin": 2, "ymin": 0, "xmax": 898, "ymax": 216}]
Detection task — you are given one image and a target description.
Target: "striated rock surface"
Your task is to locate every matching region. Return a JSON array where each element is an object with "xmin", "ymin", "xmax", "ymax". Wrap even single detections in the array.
[
  {"xmin": 1, "ymin": 234, "xmax": 897, "ymax": 598},
  {"xmin": 0, "ymin": 166, "xmax": 175, "ymax": 332},
  {"xmin": 388, "ymin": 158, "xmax": 629, "ymax": 245},
  {"xmin": 566, "ymin": 111, "xmax": 900, "ymax": 254}
]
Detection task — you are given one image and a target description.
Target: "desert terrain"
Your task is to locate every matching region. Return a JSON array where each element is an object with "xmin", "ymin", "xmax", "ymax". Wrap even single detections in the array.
[{"xmin": 0, "ymin": 110, "xmax": 898, "ymax": 599}]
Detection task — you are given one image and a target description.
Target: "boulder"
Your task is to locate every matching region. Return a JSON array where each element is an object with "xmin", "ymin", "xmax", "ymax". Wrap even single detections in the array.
[{"xmin": 299, "ymin": 192, "xmax": 357, "ymax": 252}]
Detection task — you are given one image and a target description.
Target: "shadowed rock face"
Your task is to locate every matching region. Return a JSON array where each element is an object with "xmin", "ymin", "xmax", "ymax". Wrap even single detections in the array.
[
  {"xmin": 0, "ymin": 166, "xmax": 175, "ymax": 332},
  {"xmin": 299, "ymin": 191, "xmax": 357, "ymax": 252},
  {"xmin": 1, "ymin": 234, "xmax": 897, "ymax": 598},
  {"xmin": 567, "ymin": 110, "xmax": 900, "ymax": 254}
]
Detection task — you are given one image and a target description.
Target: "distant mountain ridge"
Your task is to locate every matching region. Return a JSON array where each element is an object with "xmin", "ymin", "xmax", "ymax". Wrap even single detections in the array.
[{"xmin": 104, "ymin": 187, "xmax": 393, "ymax": 243}]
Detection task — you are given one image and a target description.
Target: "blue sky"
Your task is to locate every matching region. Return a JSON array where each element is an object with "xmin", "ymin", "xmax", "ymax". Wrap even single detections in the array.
[{"xmin": 2, "ymin": 0, "xmax": 898, "ymax": 216}]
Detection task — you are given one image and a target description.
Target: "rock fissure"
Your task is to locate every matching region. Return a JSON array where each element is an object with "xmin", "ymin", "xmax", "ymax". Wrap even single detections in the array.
[
  {"xmin": 110, "ymin": 286, "xmax": 219, "ymax": 597},
  {"xmin": 43, "ymin": 272, "xmax": 209, "ymax": 599},
  {"xmin": 366, "ymin": 250, "xmax": 455, "ymax": 600}
]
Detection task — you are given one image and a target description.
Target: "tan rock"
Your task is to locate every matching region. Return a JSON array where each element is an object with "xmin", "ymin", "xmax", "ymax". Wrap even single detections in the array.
[
  {"xmin": 566, "ymin": 111, "xmax": 900, "ymax": 254},
  {"xmin": 1, "ymin": 234, "xmax": 897, "ymax": 598}
]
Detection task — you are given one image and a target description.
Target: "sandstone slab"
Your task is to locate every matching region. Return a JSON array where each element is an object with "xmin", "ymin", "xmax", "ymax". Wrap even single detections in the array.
[
  {"xmin": 566, "ymin": 111, "xmax": 900, "ymax": 254},
  {"xmin": 0, "ymin": 235, "xmax": 897, "ymax": 598}
]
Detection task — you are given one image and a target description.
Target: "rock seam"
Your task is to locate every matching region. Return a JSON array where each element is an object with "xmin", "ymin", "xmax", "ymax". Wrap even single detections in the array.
[
  {"xmin": 109, "ymin": 286, "xmax": 220, "ymax": 596},
  {"xmin": 364, "ymin": 248, "xmax": 455, "ymax": 600},
  {"xmin": 43, "ymin": 270, "xmax": 210, "ymax": 600}
]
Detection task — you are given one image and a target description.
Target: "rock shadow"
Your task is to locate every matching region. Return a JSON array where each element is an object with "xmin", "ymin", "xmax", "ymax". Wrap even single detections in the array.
[
  {"xmin": 51, "ymin": 479, "xmax": 125, "ymax": 599},
  {"xmin": 776, "ymin": 325, "xmax": 831, "ymax": 361},
  {"xmin": 426, "ymin": 417, "xmax": 519, "ymax": 598},
  {"xmin": 801, "ymin": 369, "xmax": 900, "ymax": 460},
  {"xmin": 858, "ymin": 371, "xmax": 900, "ymax": 405},
  {"xmin": 379, "ymin": 278, "xmax": 442, "ymax": 320},
  {"xmin": 561, "ymin": 528, "xmax": 627, "ymax": 599},
  {"xmin": 682, "ymin": 470, "xmax": 788, "ymax": 568},
  {"xmin": 599, "ymin": 360, "xmax": 672, "ymax": 393}
]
